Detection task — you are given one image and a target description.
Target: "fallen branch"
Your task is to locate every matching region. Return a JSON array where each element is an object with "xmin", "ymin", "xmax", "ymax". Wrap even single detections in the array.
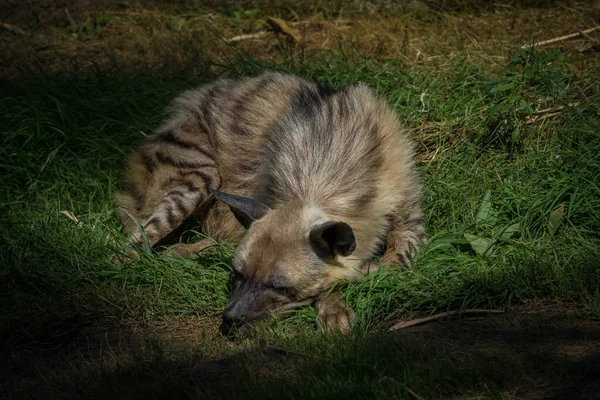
[
  {"xmin": 226, "ymin": 17, "xmax": 300, "ymax": 44},
  {"xmin": 531, "ymin": 105, "xmax": 564, "ymax": 116},
  {"xmin": 1, "ymin": 22, "xmax": 27, "ymax": 36},
  {"xmin": 226, "ymin": 31, "xmax": 269, "ymax": 43},
  {"xmin": 225, "ymin": 18, "xmax": 348, "ymax": 44},
  {"xmin": 59, "ymin": 210, "xmax": 79, "ymax": 224},
  {"xmin": 388, "ymin": 309, "xmax": 505, "ymax": 331},
  {"xmin": 406, "ymin": 387, "xmax": 425, "ymax": 400},
  {"xmin": 522, "ymin": 25, "xmax": 600, "ymax": 49},
  {"xmin": 526, "ymin": 110, "xmax": 563, "ymax": 124}
]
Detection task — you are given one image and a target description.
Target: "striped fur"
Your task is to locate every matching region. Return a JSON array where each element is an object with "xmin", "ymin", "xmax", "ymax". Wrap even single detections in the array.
[{"xmin": 114, "ymin": 72, "xmax": 425, "ymax": 334}]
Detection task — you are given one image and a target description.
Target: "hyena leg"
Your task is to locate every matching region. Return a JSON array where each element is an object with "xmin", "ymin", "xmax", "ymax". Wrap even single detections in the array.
[
  {"xmin": 166, "ymin": 238, "xmax": 216, "ymax": 258},
  {"xmin": 381, "ymin": 208, "xmax": 426, "ymax": 268},
  {"xmin": 126, "ymin": 183, "xmax": 206, "ymax": 251},
  {"xmin": 361, "ymin": 207, "xmax": 426, "ymax": 273},
  {"xmin": 315, "ymin": 291, "xmax": 355, "ymax": 334},
  {"xmin": 116, "ymin": 115, "xmax": 222, "ymax": 259}
]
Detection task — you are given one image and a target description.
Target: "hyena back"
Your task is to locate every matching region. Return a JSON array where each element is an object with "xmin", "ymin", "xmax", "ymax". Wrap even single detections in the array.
[{"xmin": 115, "ymin": 72, "xmax": 425, "ymax": 334}]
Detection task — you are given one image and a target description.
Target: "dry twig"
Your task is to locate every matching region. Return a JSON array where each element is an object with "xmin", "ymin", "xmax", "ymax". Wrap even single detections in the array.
[
  {"xmin": 1, "ymin": 23, "xmax": 27, "ymax": 36},
  {"xmin": 226, "ymin": 31, "xmax": 269, "ymax": 43},
  {"xmin": 526, "ymin": 111, "xmax": 563, "ymax": 124},
  {"xmin": 406, "ymin": 387, "xmax": 426, "ymax": 400},
  {"xmin": 388, "ymin": 309, "xmax": 505, "ymax": 331},
  {"xmin": 59, "ymin": 210, "xmax": 80, "ymax": 224},
  {"xmin": 522, "ymin": 25, "xmax": 600, "ymax": 49},
  {"xmin": 226, "ymin": 17, "xmax": 301, "ymax": 43}
]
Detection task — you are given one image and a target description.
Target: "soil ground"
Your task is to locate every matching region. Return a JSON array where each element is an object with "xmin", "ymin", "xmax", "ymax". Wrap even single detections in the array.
[{"xmin": 3, "ymin": 303, "xmax": 599, "ymax": 399}]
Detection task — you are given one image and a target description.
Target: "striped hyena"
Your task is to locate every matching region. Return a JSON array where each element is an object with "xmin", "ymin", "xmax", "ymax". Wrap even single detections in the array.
[{"xmin": 114, "ymin": 72, "xmax": 425, "ymax": 334}]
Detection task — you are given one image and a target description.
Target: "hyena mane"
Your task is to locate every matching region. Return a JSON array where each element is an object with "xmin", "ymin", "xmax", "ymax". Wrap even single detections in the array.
[{"xmin": 114, "ymin": 72, "xmax": 425, "ymax": 334}]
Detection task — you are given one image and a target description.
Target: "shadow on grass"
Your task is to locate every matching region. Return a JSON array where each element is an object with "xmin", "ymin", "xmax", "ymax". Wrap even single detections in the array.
[{"xmin": 2, "ymin": 306, "xmax": 599, "ymax": 399}]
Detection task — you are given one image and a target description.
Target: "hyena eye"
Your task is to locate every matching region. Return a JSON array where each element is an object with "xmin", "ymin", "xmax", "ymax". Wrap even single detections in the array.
[
  {"xmin": 265, "ymin": 282, "xmax": 293, "ymax": 296},
  {"xmin": 231, "ymin": 269, "xmax": 244, "ymax": 289},
  {"xmin": 233, "ymin": 269, "xmax": 244, "ymax": 281}
]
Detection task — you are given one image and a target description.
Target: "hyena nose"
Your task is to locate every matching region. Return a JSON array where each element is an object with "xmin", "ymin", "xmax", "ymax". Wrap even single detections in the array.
[
  {"xmin": 222, "ymin": 309, "xmax": 243, "ymax": 325},
  {"xmin": 220, "ymin": 307, "xmax": 246, "ymax": 336}
]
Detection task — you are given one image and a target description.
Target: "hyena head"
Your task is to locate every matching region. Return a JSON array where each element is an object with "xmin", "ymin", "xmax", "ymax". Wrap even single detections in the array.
[{"xmin": 211, "ymin": 189, "xmax": 356, "ymax": 336}]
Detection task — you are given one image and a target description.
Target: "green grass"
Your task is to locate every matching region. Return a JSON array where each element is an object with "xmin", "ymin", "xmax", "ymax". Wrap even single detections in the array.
[{"xmin": 1, "ymin": 45, "xmax": 599, "ymax": 398}]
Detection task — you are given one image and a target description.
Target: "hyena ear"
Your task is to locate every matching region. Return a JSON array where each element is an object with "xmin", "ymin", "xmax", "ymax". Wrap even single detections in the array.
[
  {"xmin": 209, "ymin": 189, "xmax": 271, "ymax": 229},
  {"xmin": 309, "ymin": 221, "xmax": 356, "ymax": 260}
]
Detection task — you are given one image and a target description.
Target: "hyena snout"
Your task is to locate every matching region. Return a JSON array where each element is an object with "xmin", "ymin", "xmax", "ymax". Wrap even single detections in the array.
[{"xmin": 220, "ymin": 281, "xmax": 278, "ymax": 336}]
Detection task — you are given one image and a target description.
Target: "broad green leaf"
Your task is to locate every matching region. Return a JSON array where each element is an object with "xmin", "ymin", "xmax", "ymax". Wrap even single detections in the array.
[
  {"xmin": 428, "ymin": 233, "xmax": 469, "ymax": 250},
  {"xmin": 498, "ymin": 222, "xmax": 521, "ymax": 240},
  {"xmin": 464, "ymin": 233, "xmax": 496, "ymax": 256},
  {"xmin": 519, "ymin": 99, "xmax": 533, "ymax": 115},
  {"xmin": 490, "ymin": 81, "xmax": 515, "ymax": 94},
  {"xmin": 490, "ymin": 97, "xmax": 509, "ymax": 116},
  {"xmin": 511, "ymin": 46, "xmax": 528, "ymax": 59},
  {"xmin": 511, "ymin": 126, "xmax": 521, "ymax": 142},
  {"xmin": 476, "ymin": 190, "xmax": 497, "ymax": 227},
  {"xmin": 524, "ymin": 68, "xmax": 535, "ymax": 79},
  {"xmin": 548, "ymin": 205, "xmax": 565, "ymax": 236},
  {"xmin": 490, "ymin": 103, "xmax": 502, "ymax": 116}
]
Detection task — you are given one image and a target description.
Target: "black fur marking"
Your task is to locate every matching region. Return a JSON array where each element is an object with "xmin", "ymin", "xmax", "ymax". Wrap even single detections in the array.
[
  {"xmin": 316, "ymin": 82, "xmax": 339, "ymax": 98},
  {"xmin": 397, "ymin": 251, "xmax": 411, "ymax": 268},
  {"xmin": 172, "ymin": 196, "xmax": 187, "ymax": 217},
  {"xmin": 141, "ymin": 152, "xmax": 155, "ymax": 173},
  {"xmin": 157, "ymin": 131, "xmax": 215, "ymax": 161},
  {"xmin": 336, "ymin": 94, "xmax": 350, "ymax": 120},
  {"xmin": 354, "ymin": 190, "xmax": 377, "ymax": 209},
  {"xmin": 291, "ymin": 86, "xmax": 324, "ymax": 118},
  {"xmin": 123, "ymin": 181, "xmax": 145, "ymax": 211},
  {"xmin": 144, "ymin": 216, "xmax": 161, "ymax": 229},
  {"xmin": 403, "ymin": 216, "xmax": 423, "ymax": 228},
  {"xmin": 155, "ymin": 151, "xmax": 211, "ymax": 170},
  {"xmin": 197, "ymin": 85, "xmax": 222, "ymax": 134},
  {"xmin": 362, "ymin": 120, "xmax": 385, "ymax": 171},
  {"xmin": 292, "ymin": 82, "xmax": 339, "ymax": 117},
  {"xmin": 166, "ymin": 205, "xmax": 177, "ymax": 227},
  {"xmin": 182, "ymin": 180, "xmax": 201, "ymax": 193},
  {"xmin": 383, "ymin": 213, "xmax": 396, "ymax": 227},
  {"xmin": 166, "ymin": 190, "xmax": 186, "ymax": 198},
  {"xmin": 239, "ymin": 159, "xmax": 260, "ymax": 173},
  {"xmin": 230, "ymin": 76, "xmax": 272, "ymax": 136},
  {"xmin": 194, "ymin": 171, "xmax": 213, "ymax": 191},
  {"xmin": 180, "ymin": 170, "xmax": 214, "ymax": 191}
]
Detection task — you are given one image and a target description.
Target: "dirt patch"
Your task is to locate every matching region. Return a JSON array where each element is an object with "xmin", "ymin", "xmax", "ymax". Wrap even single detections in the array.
[
  {"xmin": 400, "ymin": 303, "xmax": 600, "ymax": 399},
  {"xmin": 2, "ymin": 1, "xmax": 599, "ymax": 81},
  {"xmin": 3, "ymin": 302, "xmax": 598, "ymax": 399}
]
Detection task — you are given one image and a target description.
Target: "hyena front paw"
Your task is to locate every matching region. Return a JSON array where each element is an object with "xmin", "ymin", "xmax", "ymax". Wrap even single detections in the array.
[
  {"xmin": 360, "ymin": 261, "xmax": 381, "ymax": 275},
  {"xmin": 316, "ymin": 292, "xmax": 355, "ymax": 334},
  {"xmin": 388, "ymin": 229, "xmax": 427, "ymax": 268},
  {"xmin": 165, "ymin": 239, "xmax": 216, "ymax": 259},
  {"xmin": 109, "ymin": 246, "xmax": 141, "ymax": 264}
]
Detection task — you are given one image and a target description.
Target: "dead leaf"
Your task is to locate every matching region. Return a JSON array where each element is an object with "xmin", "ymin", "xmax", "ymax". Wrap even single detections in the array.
[
  {"xmin": 548, "ymin": 204, "xmax": 565, "ymax": 236},
  {"xmin": 59, "ymin": 210, "xmax": 79, "ymax": 224},
  {"xmin": 266, "ymin": 17, "xmax": 301, "ymax": 42}
]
